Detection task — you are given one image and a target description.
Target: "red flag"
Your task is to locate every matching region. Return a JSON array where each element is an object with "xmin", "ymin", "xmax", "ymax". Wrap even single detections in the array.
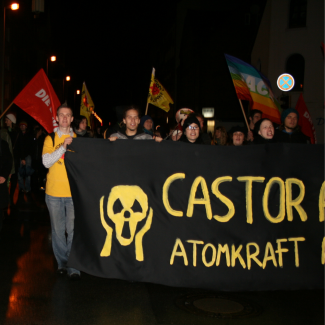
[
  {"xmin": 13, "ymin": 69, "xmax": 60, "ymax": 133},
  {"xmin": 295, "ymin": 93, "xmax": 317, "ymax": 144}
]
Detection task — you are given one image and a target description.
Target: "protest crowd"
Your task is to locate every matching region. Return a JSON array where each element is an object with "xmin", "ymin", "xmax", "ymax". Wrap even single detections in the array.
[{"xmin": 0, "ymin": 100, "xmax": 313, "ymax": 280}]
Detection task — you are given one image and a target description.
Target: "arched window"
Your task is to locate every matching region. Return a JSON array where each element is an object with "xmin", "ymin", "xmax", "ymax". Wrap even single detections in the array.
[
  {"xmin": 286, "ymin": 54, "xmax": 305, "ymax": 91},
  {"xmin": 288, "ymin": 0, "xmax": 307, "ymax": 28}
]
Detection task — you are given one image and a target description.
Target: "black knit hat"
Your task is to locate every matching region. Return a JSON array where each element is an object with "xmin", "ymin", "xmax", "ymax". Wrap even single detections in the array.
[
  {"xmin": 183, "ymin": 116, "xmax": 201, "ymax": 132},
  {"xmin": 228, "ymin": 125, "xmax": 246, "ymax": 135}
]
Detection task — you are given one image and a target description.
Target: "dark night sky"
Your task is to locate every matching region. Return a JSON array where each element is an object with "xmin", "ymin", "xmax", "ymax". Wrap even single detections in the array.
[{"xmin": 48, "ymin": 0, "xmax": 176, "ymax": 123}]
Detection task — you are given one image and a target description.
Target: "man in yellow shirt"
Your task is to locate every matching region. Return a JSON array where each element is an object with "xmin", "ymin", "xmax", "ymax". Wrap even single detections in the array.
[{"xmin": 42, "ymin": 103, "xmax": 80, "ymax": 279}]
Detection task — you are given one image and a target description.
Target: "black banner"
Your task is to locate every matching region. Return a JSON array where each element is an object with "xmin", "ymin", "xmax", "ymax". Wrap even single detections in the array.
[{"xmin": 65, "ymin": 139, "xmax": 324, "ymax": 291}]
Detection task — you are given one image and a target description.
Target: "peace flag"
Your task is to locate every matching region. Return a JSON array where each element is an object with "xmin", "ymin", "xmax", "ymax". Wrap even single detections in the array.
[
  {"xmin": 80, "ymin": 82, "xmax": 95, "ymax": 126},
  {"xmin": 147, "ymin": 69, "xmax": 173, "ymax": 112},
  {"xmin": 225, "ymin": 54, "xmax": 281, "ymax": 124}
]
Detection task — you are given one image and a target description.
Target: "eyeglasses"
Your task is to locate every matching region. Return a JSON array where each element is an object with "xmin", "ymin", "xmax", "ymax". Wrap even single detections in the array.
[{"xmin": 188, "ymin": 126, "xmax": 199, "ymax": 130}]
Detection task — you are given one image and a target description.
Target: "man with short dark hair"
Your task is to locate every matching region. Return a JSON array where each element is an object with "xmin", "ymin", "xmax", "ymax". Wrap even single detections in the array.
[
  {"xmin": 109, "ymin": 106, "xmax": 153, "ymax": 140},
  {"xmin": 42, "ymin": 103, "xmax": 80, "ymax": 279},
  {"xmin": 273, "ymin": 108, "xmax": 310, "ymax": 143},
  {"xmin": 247, "ymin": 109, "xmax": 262, "ymax": 142}
]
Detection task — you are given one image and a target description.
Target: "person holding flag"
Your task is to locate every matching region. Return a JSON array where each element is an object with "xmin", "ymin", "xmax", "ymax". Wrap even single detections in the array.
[{"xmin": 42, "ymin": 103, "xmax": 80, "ymax": 279}]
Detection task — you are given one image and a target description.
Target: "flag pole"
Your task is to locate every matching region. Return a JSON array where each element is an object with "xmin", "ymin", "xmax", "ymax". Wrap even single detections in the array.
[
  {"xmin": 0, "ymin": 101, "xmax": 14, "ymax": 120},
  {"xmin": 145, "ymin": 67, "xmax": 155, "ymax": 115},
  {"xmin": 238, "ymin": 99, "xmax": 250, "ymax": 130}
]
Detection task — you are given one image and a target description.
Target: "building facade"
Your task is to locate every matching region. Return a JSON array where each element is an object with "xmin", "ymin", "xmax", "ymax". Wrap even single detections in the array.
[{"xmin": 251, "ymin": 0, "xmax": 324, "ymax": 142}]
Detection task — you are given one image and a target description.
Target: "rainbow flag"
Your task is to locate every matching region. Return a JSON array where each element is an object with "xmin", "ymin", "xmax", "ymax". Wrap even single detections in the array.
[{"xmin": 225, "ymin": 54, "xmax": 281, "ymax": 123}]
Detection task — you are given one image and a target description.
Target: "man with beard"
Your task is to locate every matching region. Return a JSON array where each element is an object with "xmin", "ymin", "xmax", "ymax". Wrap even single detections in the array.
[
  {"xmin": 109, "ymin": 106, "xmax": 154, "ymax": 140},
  {"xmin": 273, "ymin": 109, "xmax": 310, "ymax": 144}
]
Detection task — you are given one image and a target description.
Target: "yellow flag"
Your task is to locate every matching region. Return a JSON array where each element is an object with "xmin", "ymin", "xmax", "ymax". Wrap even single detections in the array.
[
  {"xmin": 80, "ymin": 82, "xmax": 95, "ymax": 126},
  {"xmin": 147, "ymin": 70, "xmax": 173, "ymax": 112}
]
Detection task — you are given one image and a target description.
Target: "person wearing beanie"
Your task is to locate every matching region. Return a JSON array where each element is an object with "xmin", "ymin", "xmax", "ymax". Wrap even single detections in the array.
[
  {"xmin": 252, "ymin": 118, "xmax": 275, "ymax": 144},
  {"xmin": 188, "ymin": 113, "xmax": 211, "ymax": 145},
  {"xmin": 273, "ymin": 108, "xmax": 310, "ymax": 144},
  {"xmin": 179, "ymin": 116, "xmax": 203, "ymax": 144},
  {"xmin": 140, "ymin": 115, "xmax": 154, "ymax": 136},
  {"xmin": 228, "ymin": 125, "xmax": 246, "ymax": 146}
]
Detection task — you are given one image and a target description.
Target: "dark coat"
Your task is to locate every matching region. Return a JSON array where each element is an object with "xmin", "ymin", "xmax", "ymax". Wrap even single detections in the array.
[
  {"xmin": 14, "ymin": 130, "xmax": 33, "ymax": 160},
  {"xmin": 273, "ymin": 129, "xmax": 310, "ymax": 144},
  {"xmin": 0, "ymin": 140, "xmax": 13, "ymax": 209}
]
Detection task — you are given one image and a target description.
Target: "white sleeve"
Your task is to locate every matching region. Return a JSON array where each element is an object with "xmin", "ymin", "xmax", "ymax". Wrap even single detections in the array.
[{"xmin": 42, "ymin": 146, "xmax": 66, "ymax": 168}]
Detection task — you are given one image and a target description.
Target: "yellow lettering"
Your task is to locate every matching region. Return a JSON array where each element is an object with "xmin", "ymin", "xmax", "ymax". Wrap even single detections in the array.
[
  {"xmin": 319, "ymin": 181, "xmax": 325, "ymax": 222},
  {"xmin": 187, "ymin": 176, "xmax": 212, "ymax": 220},
  {"xmin": 322, "ymin": 237, "xmax": 325, "ymax": 264},
  {"xmin": 285, "ymin": 178, "xmax": 307, "ymax": 222},
  {"xmin": 246, "ymin": 242, "xmax": 263, "ymax": 270},
  {"xmin": 100, "ymin": 196, "xmax": 113, "ymax": 257},
  {"xmin": 211, "ymin": 176, "xmax": 235, "ymax": 222},
  {"xmin": 202, "ymin": 243, "xmax": 217, "ymax": 267},
  {"xmin": 163, "ymin": 173, "xmax": 185, "ymax": 217},
  {"xmin": 288, "ymin": 237, "xmax": 305, "ymax": 267},
  {"xmin": 231, "ymin": 244, "xmax": 246, "ymax": 268},
  {"xmin": 187, "ymin": 240, "xmax": 204, "ymax": 266},
  {"xmin": 262, "ymin": 177, "xmax": 286, "ymax": 223},
  {"xmin": 275, "ymin": 238, "xmax": 289, "ymax": 267},
  {"xmin": 262, "ymin": 242, "xmax": 277, "ymax": 269},
  {"xmin": 237, "ymin": 177, "xmax": 265, "ymax": 224},
  {"xmin": 216, "ymin": 244, "xmax": 230, "ymax": 267},
  {"xmin": 170, "ymin": 238, "xmax": 188, "ymax": 265}
]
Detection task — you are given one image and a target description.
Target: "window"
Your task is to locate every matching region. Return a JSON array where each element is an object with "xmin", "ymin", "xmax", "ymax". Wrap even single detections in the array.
[
  {"xmin": 286, "ymin": 54, "xmax": 305, "ymax": 91},
  {"xmin": 288, "ymin": 0, "xmax": 307, "ymax": 28}
]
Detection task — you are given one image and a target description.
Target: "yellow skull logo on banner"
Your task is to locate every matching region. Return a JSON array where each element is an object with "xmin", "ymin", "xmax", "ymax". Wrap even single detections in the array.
[{"xmin": 99, "ymin": 186, "xmax": 153, "ymax": 261}]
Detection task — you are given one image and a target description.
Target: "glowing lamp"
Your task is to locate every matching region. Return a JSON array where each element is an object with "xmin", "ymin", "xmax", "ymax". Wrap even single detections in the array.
[
  {"xmin": 50, "ymin": 56, "xmax": 56, "ymax": 62},
  {"xmin": 66, "ymin": 76, "xmax": 70, "ymax": 81},
  {"xmin": 10, "ymin": 3, "xmax": 19, "ymax": 10}
]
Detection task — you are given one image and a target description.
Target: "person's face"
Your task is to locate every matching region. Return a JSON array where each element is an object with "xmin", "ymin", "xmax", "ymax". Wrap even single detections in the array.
[
  {"xmin": 197, "ymin": 117, "xmax": 204, "ymax": 129},
  {"xmin": 258, "ymin": 120, "xmax": 274, "ymax": 139},
  {"xmin": 4, "ymin": 117, "xmax": 12, "ymax": 128},
  {"xmin": 215, "ymin": 129, "xmax": 221, "ymax": 139},
  {"xmin": 185, "ymin": 123, "xmax": 200, "ymax": 143},
  {"xmin": 123, "ymin": 109, "xmax": 140, "ymax": 132},
  {"xmin": 20, "ymin": 124, "xmax": 27, "ymax": 132},
  {"xmin": 233, "ymin": 131, "xmax": 244, "ymax": 146},
  {"xmin": 56, "ymin": 108, "xmax": 74, "ymax": 128},
  {"xmin": 284, "ymin": 113, "xmax": 298, "ymax": 130},
  {"xmin": 143, "ymin": 119, "xmax": 153, "ymax": 131},
  {"xmin": 251, "ymin": 113, "xmax": 262, "ymax": 126},
  {"xmin": 79, "ymin": 118, "xmax": 87, "ymax": 131}
]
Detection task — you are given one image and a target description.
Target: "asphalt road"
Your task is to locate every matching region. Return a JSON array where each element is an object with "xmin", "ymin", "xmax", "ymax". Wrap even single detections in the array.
[{"xmin": 0, "ymin": 191, "xmax": 323, "ymax": 325}]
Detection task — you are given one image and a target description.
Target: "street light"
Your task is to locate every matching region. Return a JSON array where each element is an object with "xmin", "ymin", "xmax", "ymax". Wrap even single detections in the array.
[
  {"xmin": 1, "ymin": 2, "xmax": 19, "ymax": 115},
  {"xmin": 46, "ymin": 55, "xmax": 56, "ymax": 76},
  {"xmin": 62, "ymin": 76, "xmax": 71, "ymax": 102},
  {"xmin": 76, "ymin": 89, "xmax": 80, "ymax": 95}
]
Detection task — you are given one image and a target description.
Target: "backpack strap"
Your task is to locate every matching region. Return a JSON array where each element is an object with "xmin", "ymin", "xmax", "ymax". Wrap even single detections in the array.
[{"xmin": 49, "ymin": 132, "xmax": 55, "ymax": 147}]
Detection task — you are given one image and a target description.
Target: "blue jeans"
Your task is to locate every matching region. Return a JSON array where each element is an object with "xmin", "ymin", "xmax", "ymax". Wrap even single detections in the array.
[
  {"xmin": 18, "ymin": 155, "xmax": 32, "ymax": 192},
  {"xmin": 45, "ymin": 194, "xmax": 80, "ymax": 275}
]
